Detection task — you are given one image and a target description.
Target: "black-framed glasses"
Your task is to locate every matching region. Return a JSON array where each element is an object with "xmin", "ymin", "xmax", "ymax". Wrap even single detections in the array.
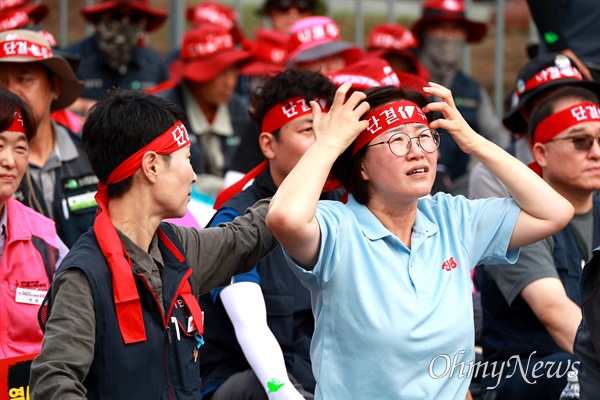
[
  {"xmin": 273, "ymin": 0, "xmax": 313, "ymax": 12},
  {"xmin": 367, "ymin": 129, "xmax": 441, "ymax": 157},
  {"xmin": 546, "ymin": 134, "xmax": 600, "ymax": 151}
]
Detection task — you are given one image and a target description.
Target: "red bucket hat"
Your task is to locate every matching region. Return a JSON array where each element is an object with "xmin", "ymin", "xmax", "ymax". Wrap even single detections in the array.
[
  {"xmin": 240, "ymin": 28, "xmax": 287, "ymax": 77},
  {"xmin": 412, "ymin": 0, "xmax": 487, "ymax": 43},
  {"xmin": 287, "ymin": 16, "xmax": 362, "ymax": 66},
  {"xmin": 326, "ymin": 57, "xmax": 400, "ymax": 91},
  {"xmin": 186, "ymin": 1, "xmax": 246, "ymax": 46},
  {"xmin": 0, "ymin": 0, "xmax": 48, "ymax": 31},
  {"xmin": 365, "ymin": 23, "xmax": 430, "ymax": 81},
  {"xmin": 169, "ymin": 24, "xmax": 252, "ymax": 84},
  {"xmin": 81, "ymin": 0, "xmax": 168, "ymax": 32}
]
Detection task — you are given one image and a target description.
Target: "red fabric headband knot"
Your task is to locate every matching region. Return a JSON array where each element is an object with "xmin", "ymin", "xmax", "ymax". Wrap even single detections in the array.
[{"xmin": 352, "ymin": 100, "xmax": 429, "ymax": 156}]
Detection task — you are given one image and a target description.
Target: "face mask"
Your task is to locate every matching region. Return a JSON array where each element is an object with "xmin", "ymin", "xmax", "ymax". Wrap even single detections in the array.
[
  {"xmin": 96, "ymin": 18, "xmax": 143, "ymax": 74},
  {"xmin": 420, "ymin": 35, "xmax": 465, "ymax": 81}
]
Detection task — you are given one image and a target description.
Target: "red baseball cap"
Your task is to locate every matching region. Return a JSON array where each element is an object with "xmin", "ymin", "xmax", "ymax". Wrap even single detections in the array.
[
  {"xmin": 287, "ymin": 16, "xmax": 362, "ymax": 66},
  {"xmin": 326, "ymin": 57, "xmax": 400, "ymax": 91},
  {"xmin": 240, "ymin": 28, "xmax": 287, "ymax": 77}
]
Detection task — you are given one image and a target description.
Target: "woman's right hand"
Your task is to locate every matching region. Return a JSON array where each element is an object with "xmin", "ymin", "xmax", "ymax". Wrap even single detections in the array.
[{"xmin": 311, "ymin": 82, "xmax": 370, "ymax": 156}]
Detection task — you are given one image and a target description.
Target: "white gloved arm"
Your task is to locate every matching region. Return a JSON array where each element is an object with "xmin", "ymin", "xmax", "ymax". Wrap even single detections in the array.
[{"xmin": 220, "ymin": 281, "xmax": 305, "ymax": 400}]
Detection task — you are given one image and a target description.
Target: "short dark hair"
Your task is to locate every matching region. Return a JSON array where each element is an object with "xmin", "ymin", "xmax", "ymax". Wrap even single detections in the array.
[
  {"xmin": 82, "ymin": 88, "xmax": 186, "ymax": 198},
  {"xmin": 528, "ymin": 86, "xmax": 600, "ymax": 141},
  {"xmin": 0, "ymin": 87, "xmax": 37, "ymax": 142},
  {"xmin": 249, "ymin": 67, "xmax": 337, "ymax": 137},
  {"xmin": 332, "ymin": 85, "xmax": 432, "ymax": 205}
]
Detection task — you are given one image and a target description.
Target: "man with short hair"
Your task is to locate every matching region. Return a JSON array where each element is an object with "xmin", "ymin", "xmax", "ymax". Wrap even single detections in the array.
[
  {"xmin": 29, "ymin": 88, "xmax": 277, "ymax": 399},
  {"xmin": 199, "ymin": 68, "xmax": 338, "ymax": 400},
  {"xmin": 480, "ymin": 86, "xmax": 600, "ymax": 398}
]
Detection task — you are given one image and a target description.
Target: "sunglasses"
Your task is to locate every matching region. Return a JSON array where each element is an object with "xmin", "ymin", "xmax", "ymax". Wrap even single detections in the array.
[
  {"xmin": 546, "ymin": 134, "xmax": 600, "ymax": 151},
  {"xmin": 272, "ymin": 0, "xmax": 313, "ymax": 12}
]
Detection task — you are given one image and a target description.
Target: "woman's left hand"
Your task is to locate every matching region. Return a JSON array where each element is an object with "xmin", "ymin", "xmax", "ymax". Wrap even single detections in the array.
[{"xmin": 422, "ymin": 82, "xmax": 484, "ymax": 154}]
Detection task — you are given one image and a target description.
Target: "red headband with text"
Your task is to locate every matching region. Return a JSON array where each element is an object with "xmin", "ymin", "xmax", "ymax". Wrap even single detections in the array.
[
  {"xmin": 261, "ymin": 96, "xmax": 327, "ymax": 133},
  {"xmin": 94, "ymin": 121, "xmax": 190, "ymax": 344},
  {"xmin": 533, "ymin": 102, "xmax": 600, "ymax": 145},
  {"xmin": 7, "ymin": 109, "xmax": 26, "ymax": 135},
  {"xmin": 516, "ymin": 65, "xmax": 582, "ymax": 99},
  {"xmin": 352, "ymin": 100, "xmax": 429, "ymax": 156}
]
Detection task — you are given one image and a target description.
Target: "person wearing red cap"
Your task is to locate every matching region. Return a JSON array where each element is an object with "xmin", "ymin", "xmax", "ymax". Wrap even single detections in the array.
[
  {"xmin": 152, "ymin": 24, "xmax": 256, "ymax": 197},
  {"xmin": 198, "ymin": 68, "xmax": 339, "ymax": 400},
  {"xmin": 265, "ymin": 81, "xmax": 573, "ymax": 399},
  {"xmin": 287, "ymin": 15, "xmax": 362, "ymax": 75},
  {"xmin": 0, "ymin": 87, "xmax": 68, "ymax": 361},
  {"xmin": 478, "ymin": 85, "xmax": 600, "ymax": 399},
  {"xmin": 412, "ymin": 0, "xmax": 510, "ymax": 196},
  {"xmin": 64, "ymin": 0, "xmax": 169, "ymax": 113},
  {"xmin": 365, "ymin": 22, "xmax": 430, "ymax": 83},
  {"xmin": 0, "ymin": 29, "xmax": 98, "ymax": 248},
  {"xmin": 29, "ymin": 88, "xmax": 277, "ymax": 400}
]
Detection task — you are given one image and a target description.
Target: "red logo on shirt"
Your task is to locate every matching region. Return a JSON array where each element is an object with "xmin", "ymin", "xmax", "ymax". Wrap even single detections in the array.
[{"xmin": 441, "ymin": 257, "xmax": 457, "ymax": 272}]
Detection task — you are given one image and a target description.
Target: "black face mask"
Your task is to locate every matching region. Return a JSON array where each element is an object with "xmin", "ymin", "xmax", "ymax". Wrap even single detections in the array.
[{"xmin": 96, "ymin": 18, "xmax": 143, "ymax": 75}]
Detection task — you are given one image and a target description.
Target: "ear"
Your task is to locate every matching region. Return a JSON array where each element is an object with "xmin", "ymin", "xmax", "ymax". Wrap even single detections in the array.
[
  {"xmin": 51, "ymin": 76, "xmax": 61, "ymax": 101},
  {"xmin": 360, "ymin": 159, "xmax": 369, "ymax": 181},
  {"xmin": 532, "ymin": 142, "xmax": 548, "ymax": 169},
  {"xmin": 259, "ymin": 132, "xmax": 277, "ymax": 160},
  {"xmin": 140, "ymin": 151, "xmax": 159, "ymax": 183}
]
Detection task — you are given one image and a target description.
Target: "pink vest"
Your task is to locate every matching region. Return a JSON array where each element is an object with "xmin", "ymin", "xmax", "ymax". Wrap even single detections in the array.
[{"xmin": 0, "ymin": 198, "xmax": 59, "ymax": 359}]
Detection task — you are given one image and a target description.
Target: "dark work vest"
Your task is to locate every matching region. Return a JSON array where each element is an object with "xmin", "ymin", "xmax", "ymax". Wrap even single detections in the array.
[
  {"xmin": 482, "ymin": 195, "xmax": 600, "ymax": 362},
  {"xmin": 437, "ymin": 71, "xmax": 482, "ymax": 180},
  {"xmin": 13, "ymin": 130, "xmax": 97, "ymax": 248},
  {"xmin": 199, "ymin": 170, "xmax": 339, "ymax": 395},
  {"xmin": 50, "ymin": 223, "xmax": 202, "ymax": 399}
]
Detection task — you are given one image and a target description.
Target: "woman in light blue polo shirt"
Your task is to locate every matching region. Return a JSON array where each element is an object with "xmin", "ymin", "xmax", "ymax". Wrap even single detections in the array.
[{"xmin": 266, "ymin": 82, "xmax": 574, "ymax": 399}]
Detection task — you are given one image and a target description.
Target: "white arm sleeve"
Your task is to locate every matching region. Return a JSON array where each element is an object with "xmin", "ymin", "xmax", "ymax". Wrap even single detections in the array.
[{"xmin": 220, "ymin": 281, "xmax": 305, "ymax": 400}]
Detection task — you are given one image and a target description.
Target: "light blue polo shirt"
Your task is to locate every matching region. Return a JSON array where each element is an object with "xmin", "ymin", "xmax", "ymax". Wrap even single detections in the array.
[{"xmin": 285, "ymin": 193, "xmax": 521, "ymax": 399}]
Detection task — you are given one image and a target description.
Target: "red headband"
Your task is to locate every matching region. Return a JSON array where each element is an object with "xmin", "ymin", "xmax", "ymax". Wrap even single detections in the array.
[
  {"xmin": 261, "ymin": 96, "xmax": 327, "ymax": 133},
  {"xmin": 6, "ymin": 109, "xmax": 26, "ymax": 135},
  {"xmin": 533, "ymin": 102, "xmax": 600, "ymax": 144},
  {"xmin": 516, "ymin": 65, "xmax": 582, "ymax": 99},
  {"xmin": 0, "ymin": 38, "xmax": 53, "ymax": 59},
  {"xmin": 94, "ymin": 121, "xmax": 190, "ymax": 344},
  {"xmin": 352, "ymin": 100, "xmax": 428, "ymax": 156}
]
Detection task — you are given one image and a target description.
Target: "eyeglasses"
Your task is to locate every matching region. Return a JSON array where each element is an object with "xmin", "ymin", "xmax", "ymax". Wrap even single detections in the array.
[
  {"xmin": 367, "ymin": 129, "xmax": 441, "ymax": 157},
  {"xmin": 273, "ymin": 0, "xmax": 313, "ymax": 12},
  {"xmin": 546, "ymin": 134, "xmax": 600, "ymax": 151}
]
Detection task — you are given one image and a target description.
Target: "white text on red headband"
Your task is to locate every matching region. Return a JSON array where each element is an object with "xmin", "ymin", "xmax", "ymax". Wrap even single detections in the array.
[
  {"xmin": 534, "ymin": 102, "xmax": 600, "ymax": 144},
  {"xmin": 352, "ymin": 101, "xmax": 428, "ymax": 156},
  {"xmin": 261, "ymin": 96, "xmax": 327, "ymax": 133},
  {"xmin": 370, "ymin": 31, "xmax": 417, "ymax": 50}
]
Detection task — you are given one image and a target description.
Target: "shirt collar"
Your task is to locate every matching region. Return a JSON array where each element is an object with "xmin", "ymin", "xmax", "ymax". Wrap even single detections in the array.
[
  {"xmin": 181, "ymin": 83, "xmax": 233, "ymax": 137},
  {"xmin": 52, "ymin": 121, "xmax": 80, "ymax": 163},
  {"xmin": 346, "ymin": 194, "xmax": 438, "ymax": 241}
]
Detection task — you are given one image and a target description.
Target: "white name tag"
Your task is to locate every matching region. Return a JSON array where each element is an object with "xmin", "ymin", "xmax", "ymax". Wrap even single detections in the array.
[{"xmin": 15, "ymin": 287, "xmax": 47, "ymax": 305}]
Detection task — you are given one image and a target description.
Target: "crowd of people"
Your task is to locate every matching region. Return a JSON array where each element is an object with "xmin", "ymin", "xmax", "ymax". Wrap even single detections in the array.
[{"xmin": 0, "ymin": 0, "xmax": 598, "ymax": 399}]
